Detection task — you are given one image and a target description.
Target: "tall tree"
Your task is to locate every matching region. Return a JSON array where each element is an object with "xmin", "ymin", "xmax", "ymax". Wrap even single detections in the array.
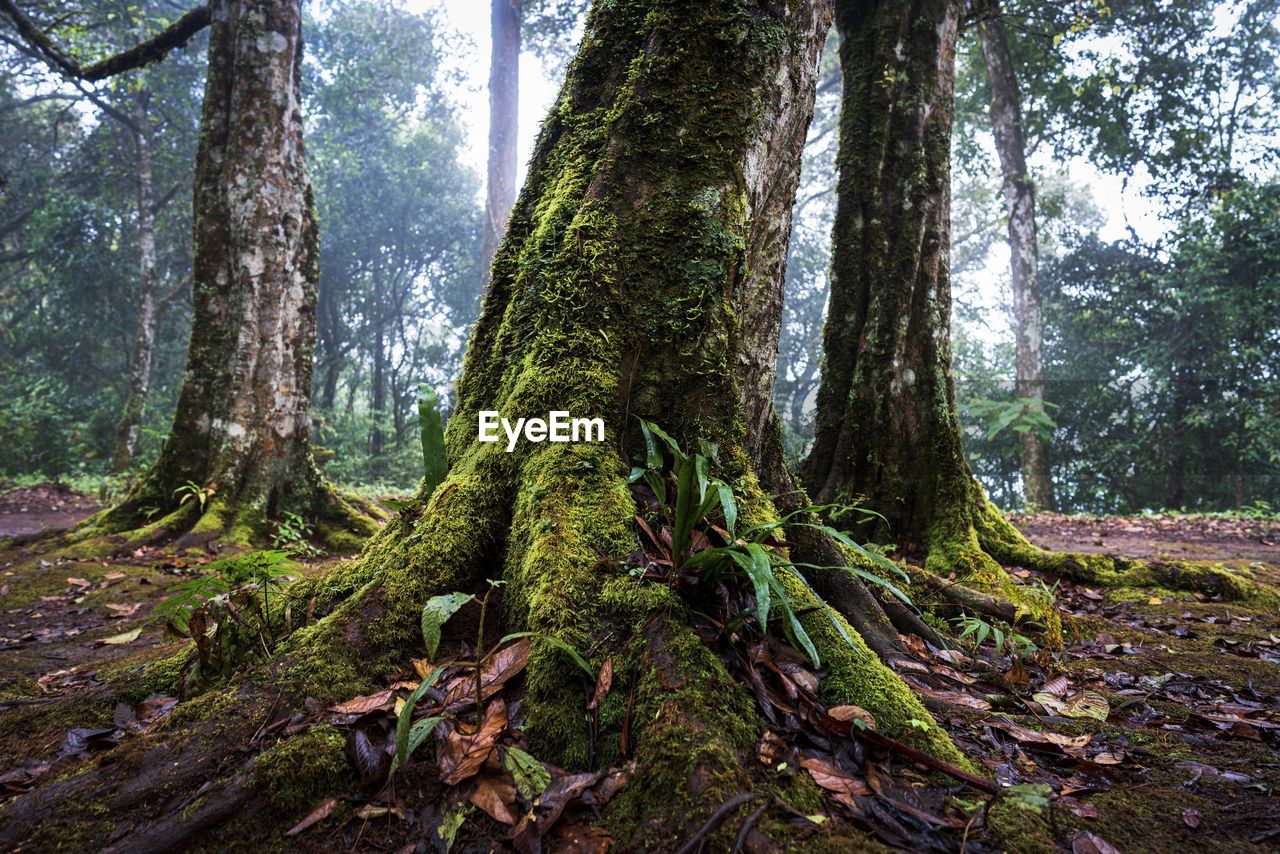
[
  {"xmin": 802, "ymin": 0, "xmax": 1268, "ymax": 630},
  {"xmin": 977, "ymin": 11, "xmax": 1053, "ymax": 508},
  {"xmin": 0, "ymin": 0, "xmax": 375, "ymax": 546},
  {"xmin": 482, "ymin": 0, "xmax": 520, "ymax": 273}
]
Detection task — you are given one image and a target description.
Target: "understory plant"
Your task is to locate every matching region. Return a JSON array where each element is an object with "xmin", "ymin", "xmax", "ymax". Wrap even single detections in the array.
[
  {"xmin": 628, "ymin": 419, "xmax": 919, "ymax": 667},
  {"xmin": 148, "ymin": 550, "xmax": 300, "ymax": 679}
]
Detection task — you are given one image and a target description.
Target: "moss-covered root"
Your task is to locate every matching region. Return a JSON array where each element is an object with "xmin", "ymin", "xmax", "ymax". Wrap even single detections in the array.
[
  {"xmin": 0, "ymin": 685, "xmax": 351, "ymax": 853},
  {"xmin": 777, "ymin": 568, "xmax": 973, "ymax": 770},
  {"xmin": 974, "ymin": 500, "xmax": 1280, "ymax": 608},
  {"xmin": 924, "ymin": 503, "xmax": 1064, "ymax": 648},
  {"xmin": 266, "ymin": 454, "xmax": 516, "ymax": 700},
  {"xmin": 68, "ymin": 462, "xmax": 382, "ymax": 557}
]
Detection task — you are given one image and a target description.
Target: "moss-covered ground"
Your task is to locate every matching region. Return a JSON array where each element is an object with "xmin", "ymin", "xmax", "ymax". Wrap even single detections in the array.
[{"xmin": 2, "ymin": 495, "xmax": 1278, "ymax": 851}]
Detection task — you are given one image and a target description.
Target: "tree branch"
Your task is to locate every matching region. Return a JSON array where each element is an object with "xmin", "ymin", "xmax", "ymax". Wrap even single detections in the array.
[{"xmin": 0, "ymin": 0, "xmax": 210, "ymax": 81}]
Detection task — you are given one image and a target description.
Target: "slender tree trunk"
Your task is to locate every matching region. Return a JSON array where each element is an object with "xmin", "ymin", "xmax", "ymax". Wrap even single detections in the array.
[
  {"xmin": 315, "ymin": 267, "xmax": 342, "ymax": 409},
  {"xmin": 86, "ymin": 0, "xmax": 372, "ymax": 545},
  {"xmin": 481, "ymin": 0, "xmax": 520, "ymax": 276},
  {"xmin": 370, "ymin": 322, "xmax": 386, "ymax": 458},
  {"xmin": 110, "ymin": 88, "xmax": 159, "ymax": 472},
  {"xmin": 979, "ymin": 12, "xmax": 1055, "ymax": 510},
  {"xmin": 796, "ymin": 0, "xmax": 1058, "ymax": 631}
]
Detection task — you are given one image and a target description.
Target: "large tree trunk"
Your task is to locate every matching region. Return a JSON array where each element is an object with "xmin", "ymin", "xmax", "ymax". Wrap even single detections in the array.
[
  {"xmin": 979, "ymin": 12, "xmax": 1055, "ymax": 510},
  {"xmin": 110, "ymin": 88, "xmax": 159, "ymax": 473},
  {"xmin": 802, "ymin": 0, "xmax": 968, "ymax": 544},
  {"xmin": 0, "ymin": 2, "xmax": 979, "ymax": 848},
  {"xmin": 82, "ymin": 0, "xmax": 373, "ymax": 547},
  {"xmin": 481, "ymin": 0, "xmax": 520, "ymax": 276},
  {"xmin": 796, "ymin": 0, "xmax": 1061, "ymax": 633}
]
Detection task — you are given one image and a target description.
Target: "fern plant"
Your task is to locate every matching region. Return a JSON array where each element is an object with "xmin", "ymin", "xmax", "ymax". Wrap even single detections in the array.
[{"xmin": 148, "ymin": 550, "xmax": 300, "ymax": 674}]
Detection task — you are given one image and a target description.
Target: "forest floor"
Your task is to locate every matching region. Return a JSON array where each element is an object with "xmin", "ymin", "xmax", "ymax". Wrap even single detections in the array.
[{"xmin": 0, "ymin": 485, "xmax": 1277, "ymax": 851}]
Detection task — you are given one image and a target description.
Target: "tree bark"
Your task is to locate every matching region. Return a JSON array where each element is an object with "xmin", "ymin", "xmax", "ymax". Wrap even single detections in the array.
[
  {"xmin": 481, "ymin": 0, "xmax": 520, "ymax": 277},
  {"xmin": 84, "ymin": 0, "xmax": 373, "ymax": 546},
  {"xmin": 110, "ymin": 88, "xmax": 159, "ymax": 473},
  {"xmin": 794, "ymin": 0, "xmax": 1060, "ymax": 640},
  {"xmin": 802, "ymin": 0, "xmax": 968, "ymax": 546},
  {"xmin": 979, "ymin": 12, "xmax": 1055, "ymax": 510}
]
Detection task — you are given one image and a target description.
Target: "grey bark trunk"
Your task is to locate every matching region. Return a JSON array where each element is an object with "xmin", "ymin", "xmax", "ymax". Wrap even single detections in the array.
[
  {"xmin": 979, "ymin": 13, "xmax": 1055, "ymax": 510},
  {"xmin": 110, "ymin": 88, "xmax": 159, "ymax": 472},
  {"xmin": 481, "ymin": 0, "xmax": 520, "ymax": 277},
  {"xmin": 96, "ymin": 0, "xmax": 362, "ymax": 542}
]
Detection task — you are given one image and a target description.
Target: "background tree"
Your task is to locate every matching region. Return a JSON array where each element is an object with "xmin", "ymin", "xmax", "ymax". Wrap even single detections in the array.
[
  {"xmin": 0, "ymin": 0, "xmax": 377, "ymax": 546},
  {"xmin": 0, "ymin": 3, "xmax": 202, "ymax": 480},
  {"xmin": 976, "ymin": 7, "xmax": 1054, "ymax": 508},
  {"xmin": 480, "ymin": 0, "xmax": 584, "ymax": 276}
]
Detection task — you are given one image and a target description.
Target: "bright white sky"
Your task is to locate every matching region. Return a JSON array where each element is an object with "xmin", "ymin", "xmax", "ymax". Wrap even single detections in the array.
[{"xmin": 425, "ymin": 0, "xmax": 563, "ymax": 195}]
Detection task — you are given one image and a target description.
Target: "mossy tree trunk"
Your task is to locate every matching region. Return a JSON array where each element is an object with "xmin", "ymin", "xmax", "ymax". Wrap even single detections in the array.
[
  {"xmin": 82, "ymin": 0, "xmax": 374, "ymax": 547},
  {"xmin": 284, "ymin": 0, "xmax": 969, "ymax": 835},
  {"xmin": 979, "ymin": 10, "xmax": 1055, "ymax": 511},
  {"xmin": 796, "ymin": 0, "xmax": 1062, "ymax": 633}
]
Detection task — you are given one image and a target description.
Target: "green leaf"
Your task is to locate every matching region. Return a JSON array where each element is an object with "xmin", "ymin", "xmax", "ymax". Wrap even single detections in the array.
[
  {"xmin": 418, "ymin": 385, "xmax": 448, "ymax": 498},
  {"xmin": 717, "ymin": 482, "xmax": 737, "ymax": 537},
  {"xmin": 670, "ymin": 455, "xmax": 699, "ymax": 565},
  {"xmin": 694, "ymin": 453, "xmax": 710, "ymax": 505},
  {"xmin": 731, "ymin": 545, "xmax": 773, "ymax": 630},
  {"xmin": 438, "ymin": 802, "xmax": 468, "ymax": 852},
  {"xmin": 499, "ymin": 631, "xmax": 594, "ymax": 678},
  {"xmin": 782, "ymin": 603, "xmax": 820, "ymax": 668},
  {"xmin": 638, "ymin": 418, "xmax": 663, "ymax": 469},
  {"xmin": 391, "ymin": 663, "xmax": 446, "ymax": 775},
  {"xmin": 406, "ymin": 716, "xmax": 443, "ymax": 762},
  {"xmin": 503, "ymin": 746, "xmax": 551, "ymax": 801},
  {"xmin": 420, "ymin": 593, "xmax": 474, "ymax": 658}
]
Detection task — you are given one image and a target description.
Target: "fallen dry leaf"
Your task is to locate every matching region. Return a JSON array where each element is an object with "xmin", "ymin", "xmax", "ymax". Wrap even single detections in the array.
[
  {"xmin": 96, "ymin": 627, "xmax": 142, "ymax": 646},
  {"xmin": 1072, "ymin": 830, "xmax": 1120, "ymax": 854},
  {"xmin": 1033, "ymin": 689, "xmax": 1110, "ymax": 722},
  {"xmin": 800, "ymin": 755, "xmax": 871, "ymax": 807},
  {"xmin": 587, "ymin": 657, "xmax": 613, "ymax": 711},
  {"xmin": 332, "ymin": 689, "xmax": 394, "ymax": 716},
  {"xmin": 284, "ymin": 797, "xmax": 338, "ymax": 836},
  {"xmin": 439, "ymin": 699, "xmax": 508, "ymax": 785},
  {"xmin": 827, "ymin": 705, "xmax": 876, "ymax": 729},
  {"xmin": 469, "ymin": 772, "xmax": 519, "ymax": 825},
  {"xmin": 441, "ymin": 638, "xmax": 530, "ymax": 709}
]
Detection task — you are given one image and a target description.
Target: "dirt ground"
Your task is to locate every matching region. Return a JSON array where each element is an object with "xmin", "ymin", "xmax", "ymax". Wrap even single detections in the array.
[{"xmin": 1, "ymin": 487, "xmax": 1277, "ymax": 851}]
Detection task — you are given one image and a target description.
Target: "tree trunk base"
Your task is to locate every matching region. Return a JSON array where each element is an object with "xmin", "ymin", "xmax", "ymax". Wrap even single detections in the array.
[
  {"xmin": 0, "ymin": 445, "xmax": 991, "ymax": 851},
  {"xmin": 64, "ymin": 456, "xmax": 383, "ymax": 557}
]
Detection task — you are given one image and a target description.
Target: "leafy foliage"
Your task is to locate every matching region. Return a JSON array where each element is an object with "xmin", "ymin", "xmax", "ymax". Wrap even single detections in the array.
[
  {"xmin": 628, "ymin": 419, "xmax": 912, "ymax": 667},
  {"xmin": 418, "ymin": 384, "xmax": 448, "ymax": 497}
]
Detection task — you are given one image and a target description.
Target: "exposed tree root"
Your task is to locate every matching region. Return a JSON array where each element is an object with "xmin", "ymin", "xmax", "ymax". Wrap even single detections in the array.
[
  {"xmin": 66, "ymin": 456, "xmax": 383, "ymax": 558},
  {"xmin": 0, "ymin": 439, "xmax": 990, "ymax": 850}
]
